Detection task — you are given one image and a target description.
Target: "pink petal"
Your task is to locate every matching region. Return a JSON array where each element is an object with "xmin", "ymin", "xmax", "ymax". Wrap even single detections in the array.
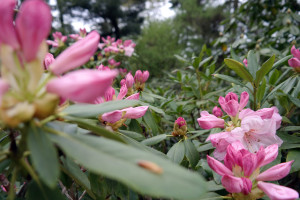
[
  {"xmin": 101, "ymin": 110, "xmax": 123, "ymax": 123},
  {"xmin": 239, "ymin": 91, "xmax": 249, "ymax": 111},
  {"xmin": 257, "ymin": 181, "xmax": 299, "ymax": 200},
  {"xmin": 221, "ymin": 175, "xmax": 243, "ymax": 194},
  {"xmin": 256, "ymin": 161, "xmax": 293, "ymax": 181},
  {"xmin": 197, "ymin": 111, "xmax": 224, "ymax": 129},
  {"xmin": 117, "ymin": 84, "xmax": 127, "ymax": 100},
  {"xmin": 288, "ymin": 58, "xmax": 300, "ymax": 68},
  {"xmin": 125, "ymin": 93, "xmax": 140, "ymax": 100},
  {"xmin": 241, "ymin": 177, "xmax": 252, "ymax": 195},
  {"xmin": 49, "ymin": 31, "xmax": 100, "ymax": 75},
  {"xmin": 46, "ymin": 69, "xmax": 117, "ymax": 103},
  {"xmin": 0, "ymin": 0, "xmax": 19, "ymax": 49},
  {"xmin": 206, "ymin": 155, "xmax": 233, "ymax": 176},
  {"xmin": 122, "ymin": 106, "xmax": 148, "ymax": 119},
  {"xmin": 16, "ymin": 0, "xmax": 52, "ymax": 62},
  {"xmin": 260, "ymin": 144, "xmax": 278, "ymax": 167}
]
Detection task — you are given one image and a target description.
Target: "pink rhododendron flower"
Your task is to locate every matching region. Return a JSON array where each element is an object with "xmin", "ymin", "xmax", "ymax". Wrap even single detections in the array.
[
  {"xmin": 108, "ymin": 59, "xmax": 121, "ymax": 67},
  {"xmin": 117, "ymin": 84, "xmax": 128, "ymax": 100},
  {"xmin": 257, "ymin": 182, "xmax": 299, "ymax": 200},
  {"xmin": 175, "ymin": 117, "xmax": 186, "ymax": 128},
  {"xmin": 47, "ymin": 32, "xmax": 67, "ymax": 47},
  {"xmin": 125, "ymin": 93, "xmax": 140, "ymax": 100},
  {"xmin": 97, "ymin": 64, "xmax": 110, "ymax": 71},
  {"xmin": 206, "ymin": 106, "xmax": 282, "ymax": 160},
  {"xmin": 197, "ymin": 111, "xmax": 225, "ymax": 130},
  {"xmin": 122, "ymin": 106, "xmax": 148, "ymax": 119},
  {"xmin": 46, "ymin": 69, "xmax": 117, "ymax": 103},
  {"xmin": 125, "ymin": 73, "xmax": 134, "ymax": 88},
  {"xmin": 134, "ymin": 70, "xmax": 149, "ymax": 84},
  {"xmin": 101, "ymin": 110, "xmax": 123, "ymax": 124},
  {"xmin": 288, "ymin": 45, "xmax": 300, "ymax": 72},
  {"xmin": 207, "ymin": 143, "xmax": 298, "ymax": 200},
  {"xmin": 219, "ymin": 91, "xmax": 249, "ymax": 117},
  {"xmin": 104, "ymin": 87, "xmax": 115, "ymax": 102},
  {"xmin": 212, "ymin": 106, "xmax": 223, "ymax": 117},
  {"xmin": 49, "ymin": 31, "xmax": 100, "ymax": 75}
]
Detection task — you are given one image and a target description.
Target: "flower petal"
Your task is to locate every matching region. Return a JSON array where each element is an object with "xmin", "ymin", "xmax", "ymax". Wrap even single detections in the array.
[
  {"xmin": 256, "ymin": 161, "xmax": 293, "ymax": 181},
  {"xmin": 257, "ymin": 181, "xmax": 299, "ymax": 200},
  {"xmin": 207, "ymin": 155, "xmax": 233, "ymax": 176}
]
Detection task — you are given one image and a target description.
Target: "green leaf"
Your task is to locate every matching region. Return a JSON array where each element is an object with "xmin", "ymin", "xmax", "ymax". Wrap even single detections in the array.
[
  {"xmin": 63, "ymin": 100, "xmax": 140, "ymax": 118},
  {"xmin": 64, "ymin": 116, "xmax": 125, "ymax": 143},
  {"xmin": 141, "ymin": 134, "xmax": 167, "ymax": 146},
  {"xmin": 230, "ymin": 48, "xmax": 242, "ymax": 62},
  {"xmin": 167, "ymin": 141, "xmax": 185, "ymax": 164},
  {"xmin": 143, "ymin": 110, "xmax": 159, "ymax": 136},
  {"xmin": 288, "ymin": 94, "xmax": 300, "ymax": 107},
  {"xmin": 270, "ymin": 55, "xmax": 293, "ymax": 72},
  {"xmin": 189, "ymin": 130, "xmax": 210, "ymax": 139},
  {"xmin": 119, "ymin": 130, "xmax": 145, "ymax": 141},
  {"xmin": 184, "ymin": 139, "xmax": 200, "ymax": 168},
  {"xmin": 247, "ymin": 50, "xmax": 259, "ymax": 79},
  {"xmin": 28, "ymin": 126, "xmax": 59, "ymax": 188},
  {"xmin": 257, "ymin": 77, "xmax": 266, "ymax": 103},
  {"xmin": 197, "ymin": 143, "xmax": 214, "ymax": 152},
  {"xmin": 26, "ymin": 181, "xmax": 65, "ymax": 200},
  {"xmin": 255, "ymin": 55, "xmax": 275, "ymax": 85},
  {"xmin": 224, "ymin": 58, "xmax": 253, "ymax": 82},
  {"xmin": 199, "ymin": 56, "xmax": 213, "ymax": 68},
  {"xmin": 61, "ymin": 157, "xmax": 95, "ymax": 198},
  {"xmin": 139, "ymin": 101, "xmax": 165, "ymax": 115},
  {"xmin": 287, "ymin": 150, "xmax": 300, "ymax": 173},
  {"xmin": 213, "ymin": 74, "xmax": 244, "ymax": 86},
  {"xmin": 280, "ymin": 126, "xmax": 300, "ymax": 132},
  {"xmin": 49, "ymin": 132, "xmax": 207, "ymax": 200},
  {"xmin": 269, "ymin": 69, "xmax": 280, "ymax": 85}
]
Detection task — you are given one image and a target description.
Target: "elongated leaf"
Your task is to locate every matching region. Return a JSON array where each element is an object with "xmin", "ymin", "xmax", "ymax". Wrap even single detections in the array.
[
  {"xmin": 64, "ymin": 116, "xmax": 124, "ymax": 142},
  {"xmin": 119, "ymin": 130, "xmax": 145, "ymax": 141},
  {"xmin": 139, "ymin": 102, "xmax": 165, "ymax": 115},
  {"xmin": 213, "ymin": 74, "xmax": 244, "ymax": 86},
  {"xmin": 270, "ymin": 55, "xmax": 292, "ymax": 72},
  {"xmin": 63, "ymin": 100, "xmax": 140, "ymax": 118},
  {"xmin": 224, "ymin": 58, "xmax": 253, "ymax": 82},
  {"xmin": 141, "ymin": 134, "xmax": 167, "ymax": 146},
  {"xmin": 280, "ymin": 126, "xmax": 300, "ymax": 132},
  {"xmin": 199, "ymin": 56, "xmax": 213, "ymax": 68},
  {"xmin": 143, "ymin": 110, "xmax": 159, "ymax": 136},
  {"xmin": 287, "ymin": 150, "xmax": 300, "ymax": 173},
  {"xmin": 28, "ymin": 126, "xmax": 59, "ymax": 188},
  {"xmin": 247, "ymin": 50, "xmax": 258, "ymax": 79},
  {"xmin": 184, "ymin": 139, "xmax": 200, "ymax": 168},
  {"xmin": 257, "ymin": 77, "xmax": 266, "ymax": 102},
  {"xmin": 61, "ymin": 157, "xmax": 95, "ymax": 198},
  {"xmin": 263, "ymin": 77, "xmax": 292, "ymax": 102},
  {"xmin": 167, "ymin": 141, "xmax": 185, "ymax": 164},
  {"xmin": 48, "ymin": 132, "xmax": 207, "ymax": 200},
  {"xmin": 288, "ymin": 95, "xmax": 300, "ymax": 107},
  {"xmin": 197, "ymin": 143, "xmax": 214, "ymax": 152},
  {"xmin": 26, "ymin": 181, "xmax": 65, "ymax": 200},
  {"xmin": 255, "ymin": 55, "xmax": 275, "ymax": 85}
]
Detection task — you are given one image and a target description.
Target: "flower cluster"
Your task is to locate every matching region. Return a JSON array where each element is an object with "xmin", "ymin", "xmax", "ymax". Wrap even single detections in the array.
[
  {"xmin": 0, "ymin": 0, "xmax": 116, "ymax": 127},
  {"xmin": 288, "ymin": 45, "xmax": 300, "ymax": 72},
  {"xmin": 198, "ymin": 91, "xmax": 282, "ymax": 160},
  {"xmin": 47, "ymin": 31, "xmax": 68, "ymax": 47},
  {"xmin": 207, "ymin": 142, "xmax": 298, "ymax": 200},
  {"xmin": 120, "ymin": 70, "xmax": 149, "ymax": 95},
  {"xmin": 99, "ymin": 36, "xmax": 136, "ymax": 57}
]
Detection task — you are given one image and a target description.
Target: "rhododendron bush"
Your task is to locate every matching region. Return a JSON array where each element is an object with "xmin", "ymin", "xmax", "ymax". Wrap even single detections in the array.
[{"xmin": 0, "ymin": 0, "xmax": 299, "ymax": 200}]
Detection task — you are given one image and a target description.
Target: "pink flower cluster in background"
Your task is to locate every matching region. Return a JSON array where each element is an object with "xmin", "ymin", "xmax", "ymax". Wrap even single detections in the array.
[{"xmin": 99, "ymin": 36, "xmax": 136, "ymax": 57}]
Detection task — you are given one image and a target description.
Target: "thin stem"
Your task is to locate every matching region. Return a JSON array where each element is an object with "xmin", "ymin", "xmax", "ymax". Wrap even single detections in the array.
[
  {"xmin": 7, "ymin": 167, "xmax": 18, "ymax": 200},
  {"xmin": 19, "ymin": 159, "xmax": 40, "ymax": 186},
  {"xmin": 253, "ymin": 84, "xmax": 257, "ymax": 111}
]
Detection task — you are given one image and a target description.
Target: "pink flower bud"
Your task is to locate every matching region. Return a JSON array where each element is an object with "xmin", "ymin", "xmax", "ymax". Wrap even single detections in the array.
[
  {"xmin": 117, "ymin": 84, "xmax": 127, "ymax": 100},
  {"xmin": 43, "ymin": 53, "xmax": 55, "ymax": 70},
  {"xmin": 122, "ymin": 106, "xmax": 148, "ymax": 119},
  {"xmin": 125, "ymin": 73, "xmax": 134, "ymax": 88},
  {"xmin": 120, "ymin": 79, "xmax": 126, "ymax": 86},
  {"xmin": 97, "ymin": 64, "xmax": 110, "ymax": 71},
  {"xmin": 49, "ymin": 31, "xmax": 100, "ymax": 75},
  {"xmin": 288, "ymin": 58, "xmax": 300, "ymax": 68},
  {"xmin": 175, "ymin": 117, "xmax": 186, "ymax": 128},
  {"xmin": 16, "ymin": 0, "xmax": 52, "ymax": 62},
  {"xmin": 46, "ymin": 69, "xmax": 117, "ymax": 103},
  {"xmin": 104, "ymin": 86, "xmax": 115, "ymax": 102},
  {"xmin": 212, "ymin": 106, "xmax": 223, "ymax": 117},
  {"xmin": 108, "ymin": 59, "xmax": 121, "ymax": 67},
  {"xmin": 0, "ymin": 0, "xmax": 19, "ymax": 49},
  {"xmin": 197, "ymin": 111, "xmax": 225, "ymax": 129},
  {"xmin": 134, "ymin": 70, "xmax": 143, "ymax": 83},
  {"xmin": 257, "ymin": 182, "xmax": 299, "ymax": 200},
  {"xmin": 142, "ymin": 71, "xmax": 150, "ymax": 83},
  {"xmin": 101, "ymin": 110, "xmax": 123, "ymax": 124},
  {"xmin": 125, "ymin": 93, "xmax": 139, "ymax": 100},
  {"xmin": 243, "ymin": 59, "xmax": 248, "ymax": 67},
  {"xmin": 239, "ymin": 91, "xmax": 249, "ymax": 111},
  {"xmin": 291, "ymin": 45, "xmax": 300, "ymax": 59},
  {"xmin": 219, "ymin": 93, "xmax": 239, "ymax": 117}
]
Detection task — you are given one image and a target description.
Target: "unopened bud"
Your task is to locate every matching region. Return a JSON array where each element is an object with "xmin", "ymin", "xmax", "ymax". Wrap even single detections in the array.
[
  {"xmin": 212, "ymin": 106, "xmax": 223, "ymax": 118},
  {"xmin": 172, "ymin": 117, "xmax": 187, "ymax": 136},
  {"xmin": 33, "ymin": 93, "xmax": 59, "ymax": 119}
]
